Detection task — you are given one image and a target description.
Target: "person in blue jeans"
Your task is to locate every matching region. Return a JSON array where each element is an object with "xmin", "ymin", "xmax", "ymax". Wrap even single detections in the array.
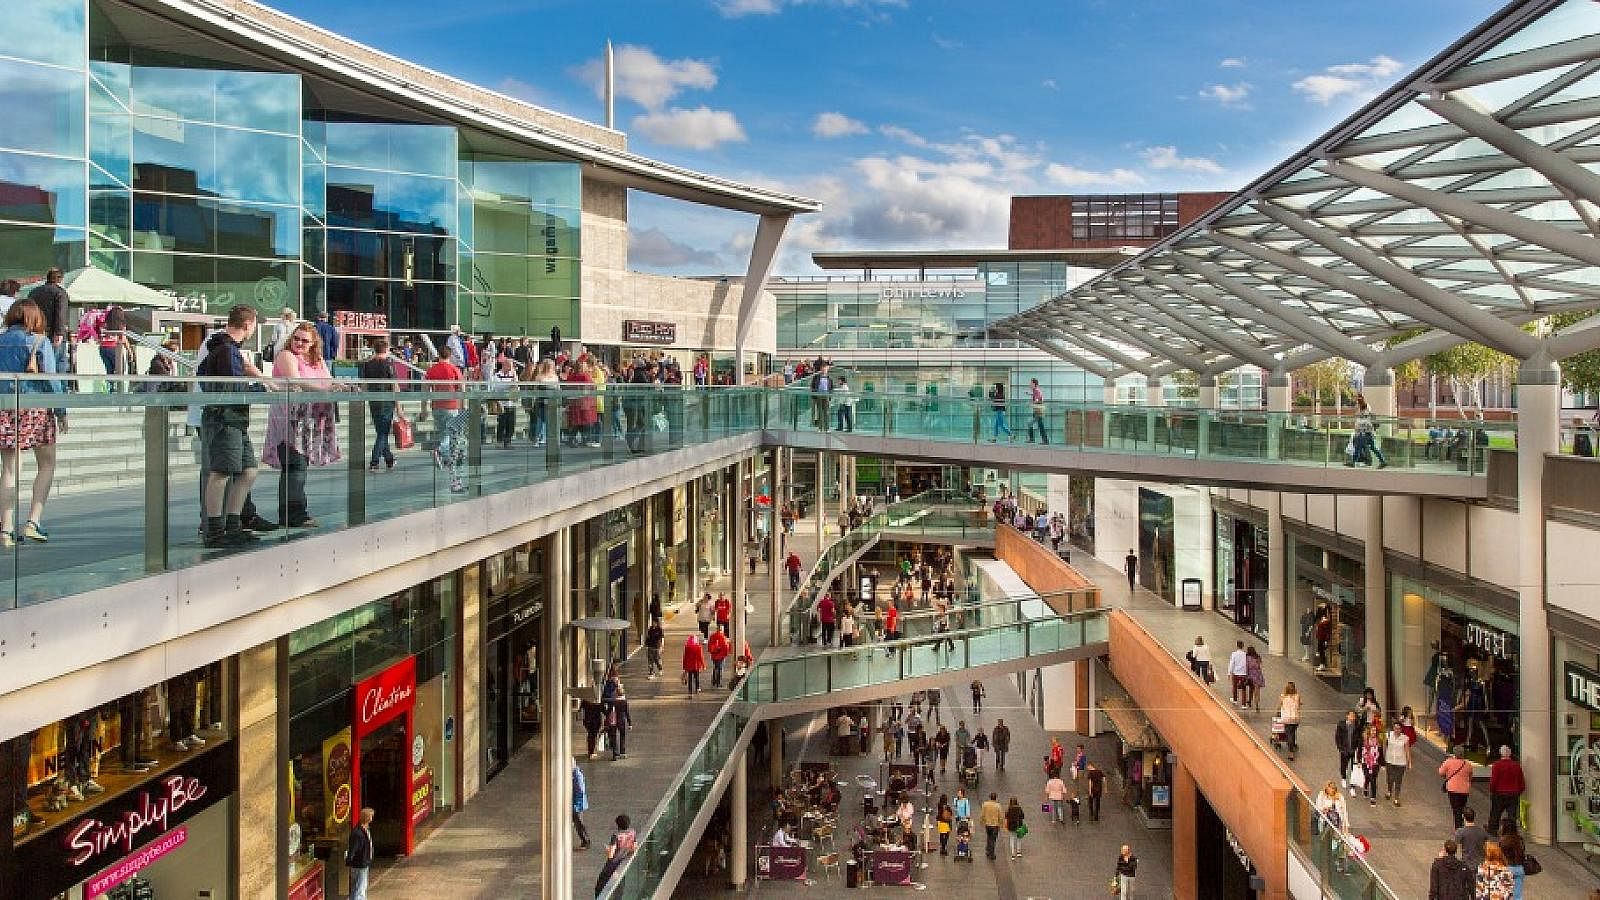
[
  {"xmin": 988, "ymin": 382, "xmax": 1012, "ymax": 441},
  {"xmin": 358, "ymin": 338, "xmax": 400, "ymax": 471},
  {"xmin": 345, "ymin": 807, "xmax": 374, "ymax": 900}
]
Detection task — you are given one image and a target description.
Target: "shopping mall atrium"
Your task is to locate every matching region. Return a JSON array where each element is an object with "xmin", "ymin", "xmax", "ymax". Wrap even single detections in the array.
[{"xmin": 3, "ymin": 0, "xmax": 1600, "ymax": 898}]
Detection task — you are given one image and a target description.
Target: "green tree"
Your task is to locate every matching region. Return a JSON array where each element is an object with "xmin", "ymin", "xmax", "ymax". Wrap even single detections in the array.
[
  {"xmin": 1293, "ymin": 358, "xmax": 1351, "ymax": 414},
  {"xmin": 1424, "ymin": 342, "xmax": 1513, "ymax": 417},
  {"xmin": 1551, "ymin": 310, "xmax": 1600, "ymax": 395},
  {"xmin": 1170, "ymin": 370, "xmax": 1200, "ymax": 402}
]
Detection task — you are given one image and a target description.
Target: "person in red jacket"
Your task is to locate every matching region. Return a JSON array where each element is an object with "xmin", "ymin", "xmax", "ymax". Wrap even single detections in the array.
[
  {"xmin": 714, "ymin": 593, "xmax": 732, "ymax": 634},
  {"xmin": 681, "ymin": 635, "xmax": 706, "ymax": 697},
  {"xmin": 1487, "ymin": 745, "xmax": 1526, "ymax": 832},
  {"xmin": 785, "ymin": 551, "xmax": 803, "ymax": 590},
  {"xmin": 883, "ymin": 602, "xmax": 899, "ymax": 656},
  {"xmin": 818, "ymin": 594, "xmax": 837, "ymax": 646},
  {"xmin": 708, "ymin": 629, "xmax": 732, "ymax": 688}
]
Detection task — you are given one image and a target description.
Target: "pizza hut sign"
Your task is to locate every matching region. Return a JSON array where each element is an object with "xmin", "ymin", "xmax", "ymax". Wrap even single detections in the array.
[{"xmin": 355, "ymin": 656, "xmax": 417, "ymax": 737}]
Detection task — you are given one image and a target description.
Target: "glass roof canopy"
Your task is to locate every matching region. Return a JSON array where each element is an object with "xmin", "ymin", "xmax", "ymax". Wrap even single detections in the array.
[{"xmin": 995, "ymin": 0, "xmax": 1600, "ymax": 380}]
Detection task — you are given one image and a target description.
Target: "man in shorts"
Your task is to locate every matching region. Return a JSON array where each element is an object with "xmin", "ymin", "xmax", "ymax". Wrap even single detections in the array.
[{"xmin": 197, "ymin": 305, "xmax": 267, "ymax": 548}]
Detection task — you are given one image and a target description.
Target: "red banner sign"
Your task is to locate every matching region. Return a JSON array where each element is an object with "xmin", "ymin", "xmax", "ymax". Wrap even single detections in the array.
[{"xmin": 353, "ymin": 657, "xmax": 416, "ymax": 739}]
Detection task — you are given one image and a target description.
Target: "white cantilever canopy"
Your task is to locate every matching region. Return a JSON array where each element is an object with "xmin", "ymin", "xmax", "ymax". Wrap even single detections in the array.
[{"xmin": 996, "ymin": 0, "xmax": 1600, "ymax": 379}]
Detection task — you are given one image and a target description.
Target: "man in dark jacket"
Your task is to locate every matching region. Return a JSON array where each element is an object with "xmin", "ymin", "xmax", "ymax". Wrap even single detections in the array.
[
  {"xmin": 1428, "ymin": 839, "xmax": 1472, "ymax": 900},
  {"xmin": 346, "ymin": 807, "xmax": 375, "ymax": 900},
  {"xmin": 313, "ymin": 310, "xmax": 340, "ymax": 362},
  {"xmin": 1334, "ymin": 710, "xmax": 1362, "ymax": 786},
  {"xmin": 28, "ymin": 268, "xmax": 70, "ymax": 351},
  {"xmin": 992, "ymin": 718, "xmax": 1011, "ymax": 771}
]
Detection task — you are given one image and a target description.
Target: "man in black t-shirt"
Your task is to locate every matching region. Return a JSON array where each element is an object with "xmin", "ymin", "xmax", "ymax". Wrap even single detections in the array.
[
  {"xmin": 357, "ymin": 338, "xmax": 401, "ymax": 471},
  {"xmin": 197, "ymin": 305, "xmax": 266, "ymax": 548}
]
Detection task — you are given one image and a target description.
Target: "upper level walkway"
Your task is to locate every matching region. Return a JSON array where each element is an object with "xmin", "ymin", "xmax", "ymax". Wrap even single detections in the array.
[{"xmin": 0, "ymin": 379, "xmax": 1508, "ymax": 739}]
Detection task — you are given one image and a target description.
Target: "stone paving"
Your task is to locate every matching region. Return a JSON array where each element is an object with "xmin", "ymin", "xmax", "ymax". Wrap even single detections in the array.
[
  {"xmin": 677, "ymin": 673, "xmax": 1172, "ymax": 898},
  {"xmin": 369, "ymin": 517, "xmax": 814, "ymax": 900}
]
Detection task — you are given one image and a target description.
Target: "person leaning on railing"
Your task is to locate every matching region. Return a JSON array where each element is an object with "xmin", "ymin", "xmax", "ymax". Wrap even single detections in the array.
[{"xmin": 0, "ymin": 299, "xmax": 66, "ymax": 547}]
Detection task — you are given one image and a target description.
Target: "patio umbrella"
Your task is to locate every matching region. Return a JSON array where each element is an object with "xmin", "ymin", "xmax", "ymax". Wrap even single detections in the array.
[{"xmin": 59, "ymin": 267, "xmax": 175, "ymax": 308}]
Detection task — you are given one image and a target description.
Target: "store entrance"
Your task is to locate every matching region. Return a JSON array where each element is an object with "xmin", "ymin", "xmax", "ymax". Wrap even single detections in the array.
[
  {"xmin": 359, "ymin": 720, "xmax": 409, "ymax": 857},
  {"xmin": 1195, "ymin": 788, "xmax": 1259, "ymax": 900}
]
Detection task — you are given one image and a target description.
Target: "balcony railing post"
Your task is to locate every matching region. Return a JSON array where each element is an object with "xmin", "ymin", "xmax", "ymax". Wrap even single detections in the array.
[
  {"xmin": 143, "ymin": 404, "xmax": 169, "ymax": 575},
  {"xmin": 466, "ymin": 398, "xmax": 483, "ymax": 494},
  {"xmin": 545, "ymin": 397, "xmax": 561, "ymax": 473},
  {"xmin": 347, "ymin": 398, "xmax": 367, "ymax": 526}
]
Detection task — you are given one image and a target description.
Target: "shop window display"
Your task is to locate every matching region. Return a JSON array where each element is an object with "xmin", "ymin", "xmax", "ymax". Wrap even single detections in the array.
[
  {"xmin": 1556, "ymin": 642, "xmax": 1600, "ymax": 875},
  {"xmin": 1392, "ymin": 576, "xmax": 1519, "ymax": 763},
  {"xmin": 1, "ymin": 664, "xmax": 235, "ymax": 900},
  {"xmin": 482, "ymin": 541, "xmax": 545, "ymax": 781}
]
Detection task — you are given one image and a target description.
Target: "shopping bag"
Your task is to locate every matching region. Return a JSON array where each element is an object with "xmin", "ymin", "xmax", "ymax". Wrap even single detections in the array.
[
  {"xmin": 1041, "ymin": 803, "xmax": 1052, "ymax": 813},
  {"xmin": 1347, "ymin": 763, "xmax": 1365, "ymax": 791},
  {"xmin": 653, "ymin": 411, "xmax": 669, "ymax": 432},
  {"xmin": 393, "ymin": 416, "xmax": 415, "ymax": 450}
]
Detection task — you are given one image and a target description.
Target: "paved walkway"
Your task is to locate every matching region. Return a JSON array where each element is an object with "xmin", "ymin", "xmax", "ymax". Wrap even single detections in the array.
[
  {"xmin": 368, "ymin": 516, "xmax": 822, "ymax": 900},
  {"xmin": 677, "ymin": 671, "xmax": 1172, "ymax": 898},
  {"xmin": 1066, "ymin": 541, "xmax": 1597, "ymax": 898}
]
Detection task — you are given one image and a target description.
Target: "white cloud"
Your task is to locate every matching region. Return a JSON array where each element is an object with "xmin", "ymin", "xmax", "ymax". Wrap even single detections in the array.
[
  {"xmin": 714, "ymin": 0, "xmax": 907, "ymax": 18},
  {"xmin": 573, "ymin": 45, "xmax": 718, "ymax": 110},
  {"xmin": 812, "ymin": 111, "xmax": 868, "ymax": 138},
  {"xmin": 1041, "ymin": 78, "xmax": 1059, "ymax": 91},
  {"xmin": 1140, "ymin": 145, "xmax": 1224, "ymax": 175},
  {"xmin": 879, "ymin": 124, "xmax": 931, "ymax": 148},
  {"xmin": 1198, "ymin": 83, "xmax": 1250, "ymax": 106},
  {"xmin": 629, "ymin": 227, "xmax": 725, "ymax": 268},
  {"xmin": 1293, "ymin": 55, "xmax": 1403, "ymax": 105},
  {"xmin": 631, "ymin": 106, "xmax": 748, "ymax": 149},
  {"xmin": 1044, "ymin": 163, "xmax": 1145, "ymax": 188},
  {"xmin": 1220, "ymin": 57, "xmax": 1246, "ymax": 69}
]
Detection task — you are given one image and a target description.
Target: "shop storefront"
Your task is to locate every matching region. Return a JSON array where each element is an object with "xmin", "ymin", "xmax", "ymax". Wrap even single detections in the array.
[
  {"xmin": 1214, "ymin": 511, "xmax": 1268, "ymax": 640},
  {"xmin": 1555, "ymin": 635, "xmax": 1600, "ymax": 876},
  {"xmin": 664, "ymin": 485, "xmax": 692, "ymax": 607},
  {"xmin": 695, "ymin": 472, "xmax": 729, "ymax": 587},
  {"xmin": 1137, "ymin": 488, "xmax": 1176, "ymax": 603},
  {"xmin": 1, "ymin": 665, "xmax": 236, "ymax": 900},
  {"xmin": 1391, "ymin": 574, "xmax": 1519, "ymax": 763},
  {"xmin": 1286, "ymin": 536, "xmax": 1366, "ymax": 695},
  {"xmin": 1196, "ymin": 789, "xmax": 1262, "ymax": 899},
  {"xmin": 482, "ymin": 541, "xmax": 546, "ymax": 782},
  {"xmin": 286, "ymin": 576, "xmax": 458, "ymax": 895},
  {"xmin": 587, "ymin": 503, "xmax": 644, "ymax": 661}
]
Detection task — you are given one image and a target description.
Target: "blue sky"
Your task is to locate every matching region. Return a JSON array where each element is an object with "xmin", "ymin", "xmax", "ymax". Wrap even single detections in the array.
[{"xmin": 269, "ymin": 0, "xmax": 1506, "ymax": 273}]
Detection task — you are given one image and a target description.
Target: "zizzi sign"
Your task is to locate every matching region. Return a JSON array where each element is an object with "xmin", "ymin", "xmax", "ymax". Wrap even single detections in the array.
[
  {"xmin": 9, "ymin": 741, "xmax": 236, "ymax": 900},
  {"xmin": 354, "ymin": 656, "xmax": 417, "ymax": 738},
  {"xmin": 1565, "ymin": 661, "xmax": 1600, "ymax": 713}
]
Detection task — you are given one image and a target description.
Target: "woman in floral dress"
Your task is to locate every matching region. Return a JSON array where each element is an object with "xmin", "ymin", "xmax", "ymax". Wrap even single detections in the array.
[{"xmin": 265, "ymin": 323, "xmax": 341, "ymax": 527}]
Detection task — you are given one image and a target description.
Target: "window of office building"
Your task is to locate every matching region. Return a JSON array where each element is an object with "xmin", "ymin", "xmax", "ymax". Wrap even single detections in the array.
[{"xmin": 1069, "ymin": 194, "xmax": 1181, "ymax": 241}]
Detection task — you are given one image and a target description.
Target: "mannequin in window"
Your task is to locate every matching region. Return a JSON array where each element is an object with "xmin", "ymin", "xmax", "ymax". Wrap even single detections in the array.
[
  {"xmin": 1435, "ymin": 662, "xmax": 1457, "ymax": 744},
  {"xmin": 1489, "ymin": 660, "xmax": 1517, "ymax": 750},
  {"xmin": 1424, "ymin": 641, "xmax": 1447, "ymax": 716},
  {"xmin": 1460, "ymin": 660, "xmax": 1492, "ymax": 752}
]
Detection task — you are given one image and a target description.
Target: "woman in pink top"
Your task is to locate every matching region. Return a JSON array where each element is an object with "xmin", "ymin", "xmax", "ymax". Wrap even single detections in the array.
[{"xmin": 265, "ymin": 323, "xmax": 341, "ymax": 527}]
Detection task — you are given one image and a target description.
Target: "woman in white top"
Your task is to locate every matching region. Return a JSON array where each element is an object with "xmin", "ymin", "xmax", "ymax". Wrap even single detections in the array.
[
  {"xmin": 1187, "ymin": 636, "xmax": 1213, "ymax": 682},
  {"xmin": 1313, "ymin": 781, "xmax": 1351, "ymax": 874},
  {"xmin": 529, "ymin": 358, "xmax": 560, "ymax": 446},
  {"xmin": 1381, "ymin": 720, "xmax": 1412, "ymax": 807},
  {"xmin": 839, "ymin": 609, "xmax": 857, "ymax": 647},
  {"xmin": 1277, "ymin": 682, "xmax": 1302, "ymax": 760}
]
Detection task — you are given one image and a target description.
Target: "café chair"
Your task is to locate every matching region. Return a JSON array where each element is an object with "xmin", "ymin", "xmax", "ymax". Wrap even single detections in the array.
[{"xmin": 817, "ymin": 851, "xmax": 842, "ymax": 881}]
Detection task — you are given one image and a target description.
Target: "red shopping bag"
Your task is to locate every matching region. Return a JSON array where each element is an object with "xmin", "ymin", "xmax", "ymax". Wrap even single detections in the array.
[{"xmin": 393, "ymin": 416, "xmax": 415, "ymax": 450}]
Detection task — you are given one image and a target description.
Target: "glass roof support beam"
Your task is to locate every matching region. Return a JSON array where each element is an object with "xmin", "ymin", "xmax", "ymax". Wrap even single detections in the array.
[
  {"xmin": 1035, "ymin": 319, "xmax": 1159, "ymax": 377},
  {"xmin": 1116, "ymin": 280, "xmax": 1283, "ymax": 370},
  {"xmin": 1547, "ymin": 313, "xmax": 1600, "ymax": 359},
  {"xmin": 1009, "ymin": 332, "xmax": 1124, "ymax": 380},
  {"xmin": 1428, "ymin": 33, "xmax": 1600, "ymax": 92},
  {"xmin": 1422, "ymin": 94, "xmax": 1600, "ymax": 209},
  {"xmin": 1159, "ymin": 257, "xmax": 1383, "ymax": 366},
  {"xmin": 736, "ymin": 213, "xmax": 792, "ymax": 377},
  {"xmin": 1052, "ymin": 307, "xmax": 1222, "ymax": 376},
  {"xmin": 1243, "ymin": 204, "xmax": 1542, "ymax": 358},
  {"xmin": 1317, "ymin": 159, "xmax": 1600, "ymax": 269}
]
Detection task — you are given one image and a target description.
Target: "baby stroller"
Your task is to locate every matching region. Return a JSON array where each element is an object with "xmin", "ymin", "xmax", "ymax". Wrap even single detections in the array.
[
  {"xmin": 1269, "ymin": 716, "xmax": 1287, "ymax": 752},
  {"xmin": 959, "ymin": 745, "xmax": 981, "ymax": 790},
  {"xmin": 952, "ymin": 819, "xmax": 973, "ymax": 861}
]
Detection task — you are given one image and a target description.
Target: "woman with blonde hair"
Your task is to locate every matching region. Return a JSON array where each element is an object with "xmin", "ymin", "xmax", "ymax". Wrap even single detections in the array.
[
  {"xmin": 0, "ymin": 300, "xmax": 65, "ymax": 546},
  {"xmin": 265, "ymin": 322, "xmax": 340, "ymax": 528},
  {"xmin": 1313, "ymin": 781, "xmax": 1350, "ymax": 874},
  {"xmin": 1276, "ymin": 682, "xmax": 1301, "ymax": 760}
]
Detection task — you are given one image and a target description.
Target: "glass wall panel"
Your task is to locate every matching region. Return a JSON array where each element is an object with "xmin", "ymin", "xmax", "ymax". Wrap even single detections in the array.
[
  {"xmin": 1, "ymin": 57, "xmax": 86, "ymax": 159},
  {"xmin": 324, "ymin": 122, "xmax": 456, "ymax": 177},
  {"xmin": 0, "ymin": 223, "xmax": 85, "ymax": 281},
  {"xmin": 7, "ymin": 0, "xmax": 88, "ymax": 68},
  {"xmin": 0, "ymin": 150, "xmax": 88, "ymax": 226},
  {"xmin": 89, "ymin": 187, "xmax": 130, "ymax": 245}
]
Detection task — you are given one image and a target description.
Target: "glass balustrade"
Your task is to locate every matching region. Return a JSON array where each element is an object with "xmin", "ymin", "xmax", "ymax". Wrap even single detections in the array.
[{"xmin": 0, "ymin": 377, "xmax": 1501, "ymax": 612}]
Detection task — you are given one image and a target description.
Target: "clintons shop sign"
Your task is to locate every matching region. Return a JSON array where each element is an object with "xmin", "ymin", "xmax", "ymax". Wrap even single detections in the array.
[{"xmin": 355, "ymin": 655, "xmax": 417, "ymax": 738}]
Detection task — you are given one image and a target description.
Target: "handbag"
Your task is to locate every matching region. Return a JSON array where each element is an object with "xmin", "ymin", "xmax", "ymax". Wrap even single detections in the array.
[
  {"xmin": 393, "ymin": 416, "xmax": 415, "ymax": 450},
  {"xmin": 1041, "ymin": 803, "xmax": 1052, "ymax": 813},
  {"xmin": 1109, "ymin": 878, "xmax": 1121, "ymax": 896},
  {"xmin": 1522, "ymin": 853, "xmax": 1542, "ymax": 876}
]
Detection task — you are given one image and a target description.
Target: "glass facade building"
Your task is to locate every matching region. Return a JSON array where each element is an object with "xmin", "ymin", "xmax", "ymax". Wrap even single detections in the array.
[{"xmin": 0, "ymin": 0, "xmax": 581, "ymax": 337}]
